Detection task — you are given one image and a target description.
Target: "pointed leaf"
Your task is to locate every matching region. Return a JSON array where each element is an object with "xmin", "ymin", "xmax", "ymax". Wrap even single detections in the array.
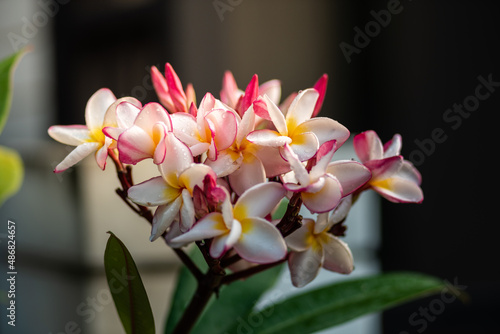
[
  {"xmin": 104, "ymin": 232, "xmax": 155, "ymax": 334},
  {"xmin": 0, "ymin": 49, "xmax": 27, "ymax": 133},
  {"xmin": 236, "ymin": 272, "xmax": 448, "ymax": 334}
]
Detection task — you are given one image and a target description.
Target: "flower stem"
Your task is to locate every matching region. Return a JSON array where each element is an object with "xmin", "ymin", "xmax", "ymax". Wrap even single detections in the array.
[{"xmin": 172, "ymin": 261, "xmax": 225, "ymax": 334}]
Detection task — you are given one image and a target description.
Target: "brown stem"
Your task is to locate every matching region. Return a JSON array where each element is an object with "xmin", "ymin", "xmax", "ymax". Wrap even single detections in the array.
[
  {"xmin": 276, "ymin": 193, "xmax": 303, "ymax": 237},
  {"xmin": 172, "ymin": 261, "xmax": 225, "ymax": 334},
  {"xmin": 221, "ymin": 257, "xmax": 287, "ymax": 285}
]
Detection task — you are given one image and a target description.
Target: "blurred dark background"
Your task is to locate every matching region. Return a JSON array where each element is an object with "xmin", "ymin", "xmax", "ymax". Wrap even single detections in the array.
[{"xmin": 1, "ymin": 0, "xmax": 499, "ymax": 333}]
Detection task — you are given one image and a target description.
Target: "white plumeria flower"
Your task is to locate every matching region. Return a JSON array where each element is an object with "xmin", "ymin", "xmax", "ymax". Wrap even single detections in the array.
[
  {"xmin": 281, "ymin": 141, "xmax": 371, "ymax": 213},
  {"xmin": 169, "ymin": 182, "xmax": 287, "ymax": 264},
  {"xmin": 48, "ymin": 88, "xmax": 121, "ymax": 172},
  {"xmin": 286, "ymin": 207, "xmax": 354, "ymax": 288},
  {"xmin": 127, "ymin": 132, "xmax": 215, "ymax": 241},
  {"xmin": 247, "ymin": 88, "xmax": 350, "ymax": 161}
]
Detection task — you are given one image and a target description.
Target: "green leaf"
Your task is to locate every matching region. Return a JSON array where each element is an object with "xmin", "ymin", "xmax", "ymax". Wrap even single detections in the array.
[
  {"xmin": 0, "ymin": 49, "xmax": 27, "ymax": 134},
  {"xmin": 192, "ymin": 264, "xmax": 283, "ymax": 334},
  {"xmin": 104, "ymin": 232, "xmax": 155, "ymax": 334},
  {"xmin": 228, "ymin": 272, "xmax": 447, "ymax": 334},
  {"xmin": 0, "ymin": 145, "xmax": 23, "ymax": 206}
]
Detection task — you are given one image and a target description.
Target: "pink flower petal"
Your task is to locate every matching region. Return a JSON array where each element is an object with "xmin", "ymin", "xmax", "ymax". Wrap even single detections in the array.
[
  {"xmin": 53, "ymin": 142, "xmax": 99, "ymax": 173},
  {"xmin": 233, "ymin": 182, "xmax": 286, "ymax": 220},
  {"xmin": 151, "ymin": 197, "xmax": 183, "ymax": 241},
  {"xmin": 178, "ymin": 163, "xmax": 215, "ymax": 194},
  {"xmin": 117, "ymin": 126, "xmax": 155, "ymax": 165},
  {"xmin": 254, "ymin": 146, "xmax": 291, "ymax": 177},
  {"xmin": 312, "ymin": 74, "xmax": 328, "ymax": 117},
  {"xmin": 321, "ymin": 234, "xmax": 353, "ymax": 274},
  {"xmin": 48, "ymin": 125, "xmax": 90, "ymax": 146},
  {"xmin": 103, "ymin": 97, "xmax": 141, "ymax": 127},
  {"xmin": 85, "ymin": 88, "xmax": 116, "ymax": 130},
  {"xmin": 326, "ymin": 160, "xmax": 371, "ymax": 196},
  {"xmin": 151, "ymin": 65, "xmax": 174, "ymax": 111},
  {"xmin": 205, "ymin": 109, "xmax": 237, "ymax": 151},
  {"xmin": 220, "ymin": 70, "xmax": 242, "ymax": 109},
  {"xmin": 353, "ymin": 130, "xmax": 383, "ymax": 163},
  {"xmin": 152, "ymin": 123, "xmax": 168, "ymax": 164},
  {"xmin": 134, "ymin": 102, "xmax": 172, "ymax": 131},
  {"xmin": 95, "ymin": 140, "xmax": 110, "ymax": 170},
  {"xmin": 165, "ymin": 63, "xmax": 188, "ymax": 113},
  {"xmin": 302, "ymin": 175, "xmax": 342, "ymax": 213},
  {"xmin": 240, "ymin": 74, "xmax": 259, "ymax": 116},
  {"xmin": 259, "ymin": 79, "xmax": 281, "ymax": 106},
  {"xmin": 233, "ymin": 217, "xmax": 287, "ymax": 264},
  {"xmin": 366, "ymin": 156, "xmax": 403, "ymax": 181},
  {"xmin": 309, "ymin": 140, "xmax": 337, "ymax": 180}
]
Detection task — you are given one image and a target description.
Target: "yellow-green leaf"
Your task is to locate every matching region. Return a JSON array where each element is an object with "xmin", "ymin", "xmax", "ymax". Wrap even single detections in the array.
[{"xmin": 0, "ymin": 145, "xmax": 23, "ymax": 206}]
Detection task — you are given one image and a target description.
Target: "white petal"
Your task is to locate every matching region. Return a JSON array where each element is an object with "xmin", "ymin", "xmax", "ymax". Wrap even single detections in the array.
[
  {"xmin": 85, "ymin": 88, "xmax": 116, "ymax": 130},
  {"xmin": 383, "ymin": 133, "xmax": 402, "ymax": 158},
  {"xmin": 302, "ymin": 175, "xmax": 342, "ymax": 213},
  {"xmin": 246, "ymin": 129, "xmax": 291, "ymax": 147},
  {"xmin": 179, "ymin": 189, "xmax": 195, "ymax": 232},
  {"xmin": 128, "ymin": 176, "xmax": 180, "ymax": 206},
  {"xmin": 263, "ymin": 94, "xmax": 287, "ymax": 135},
  {"xmin": 48, "ymin": 125, "xmax": 90, "ymax": 146},
  {"xmin": 228, "ymin": 153, "xmax": 266, "ymax": 196},
  {"xmin": 233, "ymin": 182, "xmax": 285, "ymax": 220},
  {"xmin": 151, "ymin": 197, "xmax": 183, "ymax": 241},
  {"xmin": 288, "ymin": 247, "xmax": 323, "ymax": 288},
  {"xmin": 281, "ymin": 144, "xmax": 310, "ymax": 186},
  {"xmin": 321, "ymin": 234, "xmax": 354, "ymax": 274},
  {"xmin": 326, "ymin": 160, "xmax": 371, "ymax": 196},
  {"xmin": 169, "ymin": 212, "xmax": 227, "ymax": 246},
  {"xmin": 210, "ymin": 219, "xmax": 242, "ymax": 258},
  {"xmin": 286, "ymin": 219, "xmax": 315, "ymax": 251},
  {"xmin": 233, "ymin": 217, "xmax": 287, "ymax": 264},
  {"xmin": 54, "ymin": 142, "xmax": 99, "ymax": 173},
  {"xmin": 285, "ymin": 88, "xmax": 319, "ymax": 132},
  {"xmin": 372, "ymin": 176, "xmax": 423, "ymax": 203}
]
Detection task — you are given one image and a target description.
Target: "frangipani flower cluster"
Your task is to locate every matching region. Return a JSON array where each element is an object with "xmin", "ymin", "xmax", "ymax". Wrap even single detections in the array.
[{"xmin": 48, "ymin": 63, "xmax": 423, "ymax": 287}]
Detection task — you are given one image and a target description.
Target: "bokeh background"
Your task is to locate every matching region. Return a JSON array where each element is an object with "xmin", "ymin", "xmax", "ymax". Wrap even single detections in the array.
[{"xmin": 1, "ymin": 0, "xmax": 499, "ymax": 333}]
